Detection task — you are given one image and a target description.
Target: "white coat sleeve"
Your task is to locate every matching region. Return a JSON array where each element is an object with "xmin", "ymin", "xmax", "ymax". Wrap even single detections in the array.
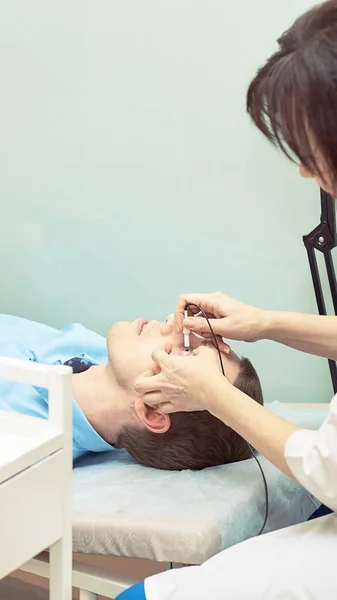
[{"xmin": 285, "ymin": 394, "xmax": 337, "ymax": 511}]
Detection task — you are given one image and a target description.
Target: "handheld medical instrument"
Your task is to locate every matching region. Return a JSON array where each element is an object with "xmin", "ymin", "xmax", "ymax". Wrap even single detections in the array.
[
  {"xmin": 183, "ymin": 309, "xmax": 190, "ymax": 352},
  {"xmin": 184, "ymin": 302, "xmax": 269, "ymax": 536},
  {"xmin": 184, "ymin": 303, "xmax": 226, "ymax": 376}
]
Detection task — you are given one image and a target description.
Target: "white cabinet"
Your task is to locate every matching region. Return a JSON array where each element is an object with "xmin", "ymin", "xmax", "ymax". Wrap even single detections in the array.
[{"xmin": 0, "ymin": 357, "xmax": 73, "ymax": 600}]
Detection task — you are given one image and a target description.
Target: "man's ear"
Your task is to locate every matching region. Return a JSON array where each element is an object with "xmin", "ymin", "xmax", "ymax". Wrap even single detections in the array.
[{"xmin": 134, "ymin": 398, "xmax": 171, "ymax": 434}]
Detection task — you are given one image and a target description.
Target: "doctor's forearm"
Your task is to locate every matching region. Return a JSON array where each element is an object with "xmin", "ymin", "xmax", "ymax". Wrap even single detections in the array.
[
  {"xmin": 262, "ymin": 311, "xmax": 337, "ymax": 360},
  {"xmin": 208, "ymin": 380, "xmax": 301, "ymax": 479}
]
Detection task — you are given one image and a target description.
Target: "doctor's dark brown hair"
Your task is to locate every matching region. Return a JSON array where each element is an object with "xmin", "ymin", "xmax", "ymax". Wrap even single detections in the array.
[
  {"xmin": 247, "ymin": 0, "xmax": 337, "ymax": 181},
  {"xmin": 115, "ymin": 357, "xmax": 263, "ymax": 470}
]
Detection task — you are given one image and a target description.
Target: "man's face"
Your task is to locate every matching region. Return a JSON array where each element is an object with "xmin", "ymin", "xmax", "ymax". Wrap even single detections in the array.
[{"xmin": 107, "ymin": 315, "xmax": 240, "ymax": 394}]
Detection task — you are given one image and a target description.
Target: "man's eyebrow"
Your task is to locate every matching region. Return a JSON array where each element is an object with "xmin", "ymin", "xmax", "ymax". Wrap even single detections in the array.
[{"xmin": 200, "ymin": 339, "xmax": 226, "ymax": 354}]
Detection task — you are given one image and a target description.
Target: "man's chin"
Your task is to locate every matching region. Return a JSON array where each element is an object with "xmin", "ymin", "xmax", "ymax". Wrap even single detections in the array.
[{"xmin": 107, "ymin": 320, "xmax": 133, "ymax": 337}]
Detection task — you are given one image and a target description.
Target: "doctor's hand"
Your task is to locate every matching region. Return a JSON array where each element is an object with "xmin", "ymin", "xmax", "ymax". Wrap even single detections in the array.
[
  {"xmin": 134, "ymin": 343, "xmax": 229, "ymax": 414},
  {"xmin": 174, "ymin": 292, "xmax": 265, "ymax": 343}
]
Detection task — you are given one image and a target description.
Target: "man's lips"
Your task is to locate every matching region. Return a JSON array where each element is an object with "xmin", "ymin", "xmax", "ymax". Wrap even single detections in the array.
[{"xmin": 136, "ymin": 318, "xmax": 148, "ymax": 336}]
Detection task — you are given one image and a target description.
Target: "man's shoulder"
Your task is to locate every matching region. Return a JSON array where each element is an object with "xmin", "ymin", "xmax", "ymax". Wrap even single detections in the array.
[
  {"xmin": 0, "ymin": 314, "xmax": 59, "ymax": 356},
  {"xmin": 0, "ymin": 314, "xmax": 59, "ymax": 336},
  {"xmin": 0, "ymin": 314, "xmax": 108, "ymax": 366}
]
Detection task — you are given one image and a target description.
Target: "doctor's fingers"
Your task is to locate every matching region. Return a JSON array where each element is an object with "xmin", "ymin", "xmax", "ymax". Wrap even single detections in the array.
[
  {"xmin": 174, "ymin": 293, "xmax": 221, "ymax": 331},
  {"xmin": 143, "ymin": 393, "xmax": 178, "ymax": 413},
  {"xmin": 151, "ymin": 344, "xmax": 174, "ymax": 367},
  {"xmin": 154, "ymin": 402, "xmax": 179, "ymax": 414},
  {"xmin": 134, "ymin": 372, "xmax": 163, "ymax": 395}
]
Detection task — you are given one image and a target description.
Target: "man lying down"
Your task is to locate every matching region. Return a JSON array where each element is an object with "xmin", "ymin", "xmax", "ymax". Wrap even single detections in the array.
[{"xmin": 0, "ymin": 313, "xmax": 263, "ymax": 469}]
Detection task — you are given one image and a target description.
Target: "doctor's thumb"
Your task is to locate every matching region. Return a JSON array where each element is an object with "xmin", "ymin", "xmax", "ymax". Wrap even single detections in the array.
[{"xmin": 183, "ymin": 316, "xmax": 226, "ymax": 337}]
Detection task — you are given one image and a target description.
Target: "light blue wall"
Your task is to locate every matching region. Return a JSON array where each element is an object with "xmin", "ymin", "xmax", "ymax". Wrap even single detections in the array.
[{"xmin": 0, "ymin": 0, "xmax": 331, "ymax": 402}]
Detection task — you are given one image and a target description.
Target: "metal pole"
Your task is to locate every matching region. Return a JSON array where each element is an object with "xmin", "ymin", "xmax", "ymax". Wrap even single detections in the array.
[{"xmin": 303, "ymin": 190, "xmax": 337, "ymax": 394}]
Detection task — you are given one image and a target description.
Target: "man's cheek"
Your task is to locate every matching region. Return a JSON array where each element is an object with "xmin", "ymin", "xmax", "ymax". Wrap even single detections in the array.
[
  {"xmin": 139, "ymin": 357, "xmax": 159, "ymax": 377},
  {"xmin": 137, "ymin": 354, "xmax": 160, "ymax": 378},
  {"xmin": 126, "ymin": 353, "xmax": 153, "ymax": 381},
  {"xmin": 138, "ymin": 341, "xmax": 158, "ymax": 364}
]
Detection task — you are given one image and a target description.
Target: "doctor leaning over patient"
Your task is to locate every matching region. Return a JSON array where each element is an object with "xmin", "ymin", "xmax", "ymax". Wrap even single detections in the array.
[{"xmin": 118, "ymin": 1, "xmax": 337, "ymax": 599}]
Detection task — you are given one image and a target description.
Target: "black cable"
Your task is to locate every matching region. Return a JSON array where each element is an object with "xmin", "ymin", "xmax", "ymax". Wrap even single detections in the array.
[
  {"xmin": 185, "ymin": 303, "xmax": 226, "ymax": 376},
  {"xmin": 185, "ymin": 302, "xmax": 269, "ymax": 536},
  {"xmin": 247, "ymin": 442, "xmax": 269, "ymax": 536}
]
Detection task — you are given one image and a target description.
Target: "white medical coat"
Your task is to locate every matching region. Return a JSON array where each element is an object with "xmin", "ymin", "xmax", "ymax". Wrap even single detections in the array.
[{"xmin": 146, "ymin": 395, "xmax": 337, "ymax": 600}]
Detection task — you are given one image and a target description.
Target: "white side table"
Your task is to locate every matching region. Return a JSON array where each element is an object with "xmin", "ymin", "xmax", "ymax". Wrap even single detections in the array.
[{"xmin": 0, "ymin": 356, "xmax": 73, "ymax": 600}]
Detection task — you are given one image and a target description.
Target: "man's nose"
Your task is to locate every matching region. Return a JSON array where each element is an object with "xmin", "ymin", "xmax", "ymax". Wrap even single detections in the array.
[{"xmin": 160, "ymin": 314, "xmax": 175, "ymax": 335}]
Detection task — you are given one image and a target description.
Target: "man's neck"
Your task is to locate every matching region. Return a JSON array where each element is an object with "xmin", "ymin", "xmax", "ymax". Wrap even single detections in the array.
[{"xmin": 71, "ymin": 365, "xmax": 136, "ymax": 444}]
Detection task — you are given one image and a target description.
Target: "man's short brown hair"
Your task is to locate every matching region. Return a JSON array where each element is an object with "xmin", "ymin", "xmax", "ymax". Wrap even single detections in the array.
[{"xmin": 116, "ymin": 357, "xmax": 263, "ymax": 470}]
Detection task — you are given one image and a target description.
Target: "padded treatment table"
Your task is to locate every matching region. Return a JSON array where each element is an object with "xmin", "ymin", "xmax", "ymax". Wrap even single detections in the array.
[{"xmin": 71, "ymin": 402, "xmax": 327, "ymax": 565}]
